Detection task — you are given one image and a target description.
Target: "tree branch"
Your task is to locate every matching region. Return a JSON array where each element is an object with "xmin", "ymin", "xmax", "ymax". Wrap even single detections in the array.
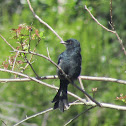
[
  {"xmin": 10, "ymin": 50, "xmax": 101, "ymax": 106},
  {"xmin": 0, "ymin": 34, "xmax": 15, "ymax": 50},
  {"xmin": 13, "ymin": 100, "xmax": 126, "ymax": 126},
  {"xmin": 12, "ymin": 52, "xmax": 19, "ymax": 71},
  {"xmin": 64, "ymin": 106, "xmax": 96, "ymax": 126},
  {"xmin": 84, "ymin": 5, "xmax": 115, "ymax": 33},
  {"xmin": 78, "ymin": 76, "xmax": 90, "ymax": 101},
  {"xmin": 85, "ymin": 5, "xmax": 126, "ymax": 56},
  {"xmin": 27, "ymin": 0, "xmax": 64, "ymax": 42},
  {"xmin": 72, "ymin": 81, "xmax": 101, "ymax": 107},
  {"xmin": 0, "ymin": 68, "xmax": 88, "ymax": 105},
  {"xmin": 13, "ymin": 108, "xmax": 53, "ymax": 126},
  {"xmin": 1, "ymin": 74, "xmax": 126, "ymax": 86},
  {"xmin": 109, "ymin": 0, "xmax": 114, "ymax": 30},
  {"xmin": 80, "ymin": 76, "xmax": 126, "ymax": 85},
  {"xmin": 1, "ymin": 68, "xmax": 126, "ymax": 111}
]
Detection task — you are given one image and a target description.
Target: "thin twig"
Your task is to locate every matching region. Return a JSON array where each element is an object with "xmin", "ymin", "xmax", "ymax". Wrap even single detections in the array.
[
  {"xmin": 64, "ymin": 106, "xmax": 96, "ymax": 126},
  {"xmin": 0, "ymin": 33, "xmax": 40, "ymax": 77},
  {"xmin": 1, "ymin": 120, "xmax": 7, "ymax": 126},
  {"xmin": 20, "ymin": 37, "xmax": 40, "ymax": 78},
  {"xmin": 42, "ymin": 113, "xmax": 49, "ymax": 126},
  {"xmin": 85, "ymin": 5, "xmax": 126, "ymax": 56},
  {"xmin": 13, "ymin": 108, "xmax": 53, "ymax": 126},
  {"xmin": 115, "ymin": 31, "xmax": 126, "ymax": 56},
  {"xmin": 0, "ymin": 34, "xmax": 15, "ymax": 50},
  {"xmin": 12, "ymin": 52, "xmax": 19, "ymax": 71},
  {"xmin": 78, "ymin": 76, "xmax": 85, "ymax": 91},
  {"xmin": 84, "ymin": 5, "xmax": 115, "ymax": 34},
  {"xmin": 28, "ymin": 27, "xmax": 32, "ymax": 52},
  {"xmin": 22, "ymin": 27, "xmax": 41, "ymax": 73},
  {"xmin": 72, "ymin": 82, "xmax": 101, "ymax": 107},
  {"xmin": 25, "ymin": 58, "xmax": 40, "ymax": 78},
  {"xmin": 78, "ymin": 77, "xmax": 90, "ymax": 101},
  {"xmin": 109, "ymin": 0, "xmax": 126, "ymax": 55},
  {"xmin": 110, "ymin": 0, "xmax": 114, "ymax": 30},
  {"xmin": 47, "ymin": 47, "xmax": 51, "ymax": 59},
  {"xmin": 27, "ymin": 0, "xmax": 64, "ymax": 42},
  {"xmin": 21, "ymin": 44, "xmax": 38, "ymax": 73}
]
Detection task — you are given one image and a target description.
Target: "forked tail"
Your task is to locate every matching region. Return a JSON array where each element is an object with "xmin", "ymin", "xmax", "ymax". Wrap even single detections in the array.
[{"xmin": 52, "ymin": 80, "xmax": 69, "ymax": 112}]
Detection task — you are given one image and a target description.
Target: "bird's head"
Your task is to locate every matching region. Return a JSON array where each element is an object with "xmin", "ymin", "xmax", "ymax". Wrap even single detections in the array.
[{"xmin": 60, "ymin": 38, "xmax": 80, "ymax": 50}]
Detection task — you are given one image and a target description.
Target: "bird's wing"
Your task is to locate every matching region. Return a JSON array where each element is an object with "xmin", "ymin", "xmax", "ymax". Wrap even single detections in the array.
[{"xmin": 58, "ymin": 52, "xmax": 64, "ymax": 65}]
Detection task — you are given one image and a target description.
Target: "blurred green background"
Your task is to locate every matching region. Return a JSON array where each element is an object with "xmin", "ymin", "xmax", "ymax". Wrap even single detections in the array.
[{"xmin": 0, "ymin": 0, "xmax": 126, "ymax": 126}]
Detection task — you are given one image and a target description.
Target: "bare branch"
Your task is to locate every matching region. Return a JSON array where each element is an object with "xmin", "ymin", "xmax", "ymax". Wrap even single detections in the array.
[
  {"xmin": 0, "ymin": 114, "xmax": 36, "ymax": 125},
  {"xmin": 0, "ymin": 34, "xmax": 15, "ymax": 50},
  {"xmin": 110, "ymin": 0, "xmax": 114, "ymax": 30},
  {"xmin": 1, "ymin": 74, "xmax": 126, "ymax": 85},
  {"xmin": 12, "ymin": 52, "xmax": 19, "ymax": 71},
  {"xmin": 42, "ymin": 113, "xmax": 49, "ymax": 126},
  {"xmin": 64, "ymin": 106, "xmax": 96, "ymax": 126},
  {"xmin": 1, "ymin": 68, "xmax": 126, "ymax": 111},
  {"xmin": 78, "ymin": 77, "xmax": 91, "ymax": 101},
  {"xmin": 12, "ymin": 100, "xmax": 126, "ymax": 126},
  {"xmin": 0, "ymin": 75, "xmax": 58, "ymax": 82},
  {"xmin": 0, "ymin": 68, "xmax": 57, "ymax": 89},
  {"xmin": 84, "ymin": 5, "xmax": 115, "ymax": 34},
  {"xmin": 65, "ymin": 99, "xmax": 126, "ymax": 126},
  {"xmin": 13, "ymin": 108, "xmax": 53, "ymax": 126},
  {"xmin": 0, "ymin": 68, "xmax": 88, "ymax": 105},
  {"xmin": 85, "ymin": 5, "xmax": 126, "ymax": 56},
  {"xmin": 101, "ymin": 102, "xmax": 126, "ymax": 110},
  {"xmin": 0, "ymin": 33, "xmax": 40, "ymax": 77},
  {"xmin": 13, "ymin": 50, "xmax": 61, "ymax": 71},
  {"xmin": 78, "ymin": 76, "xmax": 85, "ymax": 91},
  {"xmin": 13, "ymin": 103, "xmax": 94, "ymax": 126},
  {"xmin": 109, "ymin": 0, "xmax": 126, "ymax": 56},
  {"xmin": 10, "ymin": 50, "xmax": 101, "ymax": 106},
  {"xmin": 1, "ymin": 120, "xmax": 7, "ymax": 126},
  {"xmin": 47, "ymin": 47, "xmax": 51, "ymax": 59},
  {"xmin": 21, "ymin": 46, "xmax": 37, "ymax": 73},
  {"xmin": 71, "ymin": 82, "xmax": 101, "ymax": 106},
  {"xmin": 114, "ymin": 31, "xmax": 126, "ymax": 56},
  {"xmin": 70, "ymin": 101, "xmax": 126, "ymax": 110},
  {"xmin": 28, "ymin": 27, "xmax": 32, "ymax": 52},
  {"xmin": 25, "ymin": 57, "xmax": 40, "ymax": 78},
  {"xmin": 80, "ymin": 76, "xmax": 126, "ymax": 85},
  {"xmin": 27, "ymin": 0, "xmax": 64, "ymax": 42}
]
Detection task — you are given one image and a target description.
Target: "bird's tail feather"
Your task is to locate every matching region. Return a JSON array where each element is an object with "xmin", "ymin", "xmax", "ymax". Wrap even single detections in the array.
[{"xmin": 52, "ymin": 80, "xmax": 69, "ymax": 112}]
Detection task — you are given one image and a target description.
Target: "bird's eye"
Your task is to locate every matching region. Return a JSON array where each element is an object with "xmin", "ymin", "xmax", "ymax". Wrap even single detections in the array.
[{"xmin": 68, "ymin": 40, "xmax": 72, "ymax": 44}]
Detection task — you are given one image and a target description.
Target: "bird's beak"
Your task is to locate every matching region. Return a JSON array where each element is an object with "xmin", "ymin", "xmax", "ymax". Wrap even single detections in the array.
[{"xmin": 60, "ymin": 41, "xmax": 67, "ymax": 44}]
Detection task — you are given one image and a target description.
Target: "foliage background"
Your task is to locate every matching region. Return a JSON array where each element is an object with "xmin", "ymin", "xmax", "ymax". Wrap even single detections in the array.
[{"xmin": 0, "ymin": 0, "xmax": 126, "ymax": 125}]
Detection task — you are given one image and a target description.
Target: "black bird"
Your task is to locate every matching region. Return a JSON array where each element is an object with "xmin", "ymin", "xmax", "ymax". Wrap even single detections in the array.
[{"xmin": 52, "ymin": 38, "xmax": 82, "ymax": 112}]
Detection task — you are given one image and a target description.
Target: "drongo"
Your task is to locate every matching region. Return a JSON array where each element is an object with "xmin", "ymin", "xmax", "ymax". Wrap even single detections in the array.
[{"xmin": 52, "ymin": 38, "xmax": 82, "ymax": 112}]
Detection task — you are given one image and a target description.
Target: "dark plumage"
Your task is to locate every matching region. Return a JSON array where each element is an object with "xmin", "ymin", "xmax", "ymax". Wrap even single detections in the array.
[{"xmin": 52, "ymin": 38, "xmax": 82, "ymax": 112}]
